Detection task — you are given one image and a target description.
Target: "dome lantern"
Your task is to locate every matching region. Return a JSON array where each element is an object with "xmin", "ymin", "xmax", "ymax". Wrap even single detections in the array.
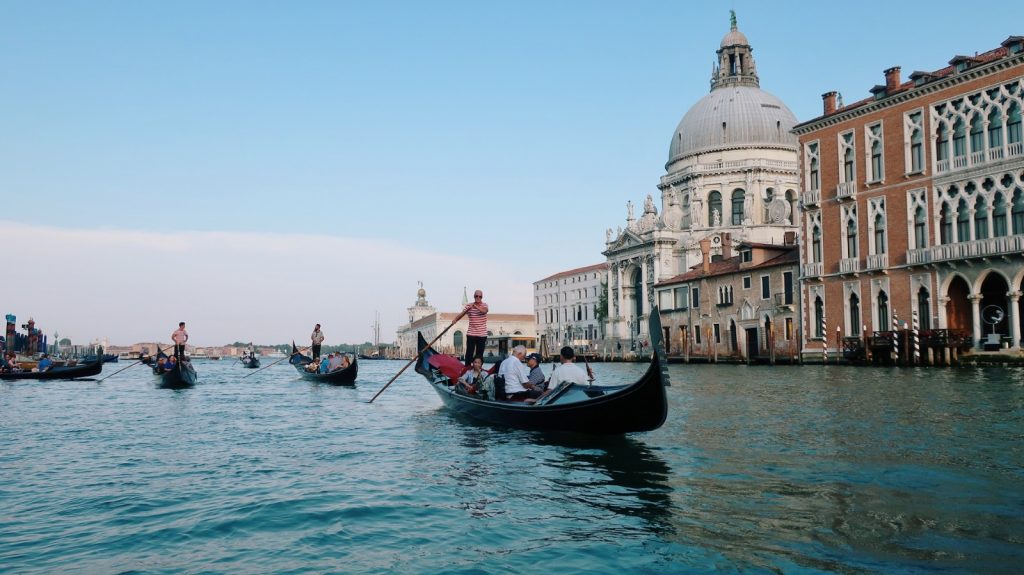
[{"xmin": 711, "ymin": 11, "xmax": 759, "ymax": 90}]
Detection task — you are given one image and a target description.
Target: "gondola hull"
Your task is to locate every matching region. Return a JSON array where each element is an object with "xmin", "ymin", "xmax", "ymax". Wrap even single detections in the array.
[
  {"xmin": 289, "ymin": 344, "xmax": 357, "ymax": 385},
  {"xmin": 414, "ymin": 307, "xmax": 670, "ymax": 434},
  {"xmin": 154, "ymin": 360, "xmax": 197, "ymax": 389},
  {"xmin": 240, "ymin": 357, "xmax": 260, "ymax": 369},
  {"xmin": 0, "ymin": 360, "xmax": 103, "ymax": 380}
]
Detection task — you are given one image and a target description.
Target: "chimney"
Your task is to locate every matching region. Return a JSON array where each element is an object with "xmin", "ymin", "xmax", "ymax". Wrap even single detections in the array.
[
  {"xmin": 784, "ymin": 231, "xmax": 796, "ymax": 245},
  {"xmin": 822, "ymin": 91, "xmax": 838, "ymax": 115},
  {"xmin": 884, "ymin": 66, "xmax": 901, "ymax": 93},
  {"xmin": 699, "ymin": 238, "xmax": 711, "ymax": 275},
  {"xmin": 721, "ymin": 232, "xmax": 732, "ymax": 259}
]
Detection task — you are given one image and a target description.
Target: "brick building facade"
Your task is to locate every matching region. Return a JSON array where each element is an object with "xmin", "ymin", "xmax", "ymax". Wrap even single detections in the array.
[{"xmin": 793, "ymin": 37, "xmax": 1024, "ymax": 360}]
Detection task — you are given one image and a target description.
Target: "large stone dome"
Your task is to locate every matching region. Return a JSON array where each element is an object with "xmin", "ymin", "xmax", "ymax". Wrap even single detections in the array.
[{"xmin": 667, "ymin": 86, "xmax": 798, "ymax": 163}]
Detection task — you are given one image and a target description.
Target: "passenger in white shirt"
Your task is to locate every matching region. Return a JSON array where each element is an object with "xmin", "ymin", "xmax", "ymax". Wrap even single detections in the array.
[
  {"xmin": 498, "ymin": 345, "xmax": 537, "ymax": 399},
  {"xmin": 533, "ymin": 346, "xmax": 591, "ymax": 403}
]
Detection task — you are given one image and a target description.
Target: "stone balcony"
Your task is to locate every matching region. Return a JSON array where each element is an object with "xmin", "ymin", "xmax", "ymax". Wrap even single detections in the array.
[
  {"xmin": 800, "ymin": 189, "xmax": 820, "ymax": 207},
  {"xmin": 836, "ymin": 181, "xmax": 856, "ymax": 201},
  {"xmin": 866, "ymin": 253, "xmax": 889, "ymax": 270},
  {"xmin": 935, "ymin": 141, "xmax": 1023, "ymax": 174},
  {"xmin": 839, "ymin": 257, "xmax": 861, "ymax": 274},
  {"xmin": 802, "ymin": 262, "xmax": 823, "ymax": 278},
  {"xmin": 907, "ymin": 234, "xmax": 1024, "ymax": 265}
]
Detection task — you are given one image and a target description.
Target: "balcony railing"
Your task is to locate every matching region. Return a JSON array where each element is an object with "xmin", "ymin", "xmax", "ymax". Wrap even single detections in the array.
[
  {"xmin": 866, "ymin": 253, "xmax": 889, "ymax": 270},
  {"xmin": 836, "ymin": 181, "xmax": 856, "ymax": 201},
  {"xmin": 801, "ymin": 189, "xmax": 820, "ymax": 206},
  {"xmin": 802, "ymin": 262, "xmax": 823, "ymax": 278},
  {"xmin": 839, "ymin": 257, "xmax": 861, "ymax": 274},
  {"xmin": 936, "ymin": 142, "xmax": 1023, "ymax": 174},
  {"xmin": 909, "ymin": 235, "xmax": 1024, "ymax": 264}
]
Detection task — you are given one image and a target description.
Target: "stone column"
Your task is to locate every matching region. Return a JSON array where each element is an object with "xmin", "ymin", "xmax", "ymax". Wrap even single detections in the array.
[
  {"xmin": 969, "ymin": 293, "xmax": 983, "ymax": 349},
  {"xmin": 615, "ymin": 262, "xmax": 624, "ymax": 339},
  {"xmin": 640, "ymin": 256, "xmax": 649, "ymax": 335},
  {"xmin": 1008, "ymin": 291, "xmax": 1022, "ymax": 351},
  {"xmin": 937, "ymin": 296, "xmax": 950, "ymax": 329}
]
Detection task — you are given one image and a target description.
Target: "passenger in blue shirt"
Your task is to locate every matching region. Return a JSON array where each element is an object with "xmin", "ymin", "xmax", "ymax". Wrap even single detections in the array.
[
  {"xmin": 37, "ymin": 354, "xmax": 54, "ymax": 372},
  {"xmin": 319, "ymin": 356, "xmax": 330, "ymax": 374}
]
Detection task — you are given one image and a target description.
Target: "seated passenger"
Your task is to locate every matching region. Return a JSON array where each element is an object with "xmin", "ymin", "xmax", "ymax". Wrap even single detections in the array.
[
  {"xmin": 531, "ymin": 346, "xmax": 590, "ymax": 404},
  {"xmin": 164, "ymin": 355, "xmax": 178, "ymax": 372},
  {"xmin": 340, "ymin": 355, "xmax": 351, "ymax": 369},
  {"xmin": 319, "ymin": 355, "xmax": 330, "ymax": 374},
  {"xmin": 37, "ymin": 354, "xmax": 54, "ymax": 372},
  {"xmin": 498, "ymin": 345, "xmax": 541, "ymax": 400},
  {"xmin": 525, "ymin": 352, "xmax": 546, "ymax": 392},
  {"xmin": 327, "ymin": 352, "xmax": 343, "ymax": 372},
  {"xmin": 458, "ymin": 357, "xmax": 487, "ymax": 393}
]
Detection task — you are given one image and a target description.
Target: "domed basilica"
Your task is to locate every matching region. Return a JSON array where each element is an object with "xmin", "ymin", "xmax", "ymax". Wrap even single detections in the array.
[{"xmin": 603, "ymin": 13, "xmax": 800, "ymax": 342}]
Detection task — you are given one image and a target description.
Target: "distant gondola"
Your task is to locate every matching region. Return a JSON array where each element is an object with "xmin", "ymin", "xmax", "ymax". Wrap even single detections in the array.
[
  {"xmin": 0, "ymin": 358, "xmax": 103, "ymax": 380},
  {"xmin": 78, "ymin": 353, "xmax": 119, "ymax": 363},
  {"xmin": 289, "ymin": 343, "xmax": 357, "ymax": 385},
  {"xmin": 152, "ymin": 351, "xmax": 197, "ymax": 389},
  {"xmin": 413, "ymin": 306, "xmax": 670, "ymax": 434},
  {"xmin": 240, "ymin": 354, "xmax": 261, "ymax": 369}
]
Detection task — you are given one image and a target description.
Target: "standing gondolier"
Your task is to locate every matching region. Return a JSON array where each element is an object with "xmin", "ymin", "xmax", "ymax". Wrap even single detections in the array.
[
  {"xmin": 463, "ymin": 290, "xmax": 489, "ymax": 367},
  {"xmin": 172, "ymin": 322, "xmax": 188, "ymax": 358},
  {"xmin": 311, "ymin": 324, "xmax": 325, "ymax": 361}
]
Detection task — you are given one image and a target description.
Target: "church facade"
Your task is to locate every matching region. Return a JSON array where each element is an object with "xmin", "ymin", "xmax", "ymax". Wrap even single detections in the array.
[{"xmin": 603, "ymin": 14, "xmax": 801, "ymax": 345}]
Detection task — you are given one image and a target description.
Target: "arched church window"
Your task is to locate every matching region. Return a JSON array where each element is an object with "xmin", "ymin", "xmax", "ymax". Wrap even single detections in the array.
[
  {"xmin": 731, "ymin": 189, "xmax": 745, "ymax": 225},
  {"xmin": 970, "ymin": 114, "xmax": 985, "ymax": 154},
  {"xmin": 873, "ymin": 213, "xmax": 886, "ymax": 254},
  {"xmin": 708, "ymin": 191, "xmax": 722, "ymax": 226},
  {"xmin": 952, "ymin": 118, "xmax": 967, "ymax": 159},
  {"xmin": 940, "ymin": 203, "xmax": 954, "ymax": 244},
  {"xmin": 1008, "ymin": 103, "xmax": 1022, "ymax": 145}
]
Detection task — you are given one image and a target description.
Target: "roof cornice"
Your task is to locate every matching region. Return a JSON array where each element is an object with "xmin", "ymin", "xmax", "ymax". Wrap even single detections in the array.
[{"xmin": 792, "ymin": 52, "xmax": 1024, "ymax": 134}]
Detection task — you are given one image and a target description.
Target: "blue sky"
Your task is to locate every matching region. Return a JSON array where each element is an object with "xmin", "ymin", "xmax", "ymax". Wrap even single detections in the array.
[{"xmin": 2, "ymin": 0, "xmax": 1020, "ymax": 344}]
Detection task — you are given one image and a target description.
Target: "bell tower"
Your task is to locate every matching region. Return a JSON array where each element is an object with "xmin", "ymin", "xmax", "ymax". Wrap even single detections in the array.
[{"xmin": 711, "ymin": 11, "xmax": 760, "ymax": 90}]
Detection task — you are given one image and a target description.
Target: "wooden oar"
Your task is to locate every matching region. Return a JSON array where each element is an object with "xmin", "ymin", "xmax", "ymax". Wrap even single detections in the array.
[
  {"xmin": 368, "ymin": 307, "xmax": 469, "ymax": 403},
  {"xmin": 242, "ymin": 344, "xmax": 310, "ymax": 378},
  {"xmin": 581, "ymin": 351, "xmax": 595, "ymax": 383},
  {"xmin": 97, "ymin": 345, "xmax": 171, "ymax": 382}
]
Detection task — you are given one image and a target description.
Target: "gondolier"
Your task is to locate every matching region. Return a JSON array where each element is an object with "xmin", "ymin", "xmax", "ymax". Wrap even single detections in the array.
[
  {"xmin": 463, "ymin": 290, "xmax": 488, "ymax": 367},
  {"xmin": 311, "ymin": 324, "xmax": 325, "ymax": 360},
  {"xmin": 172, "ymin": 322, "xmax": 188, "ymax": 358}
]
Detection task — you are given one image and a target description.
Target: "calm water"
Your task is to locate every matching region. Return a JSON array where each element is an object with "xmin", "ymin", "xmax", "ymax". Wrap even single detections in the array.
[{"xmin": 1, "ymin": 359, "xmax": 1022, "ymax": 574}]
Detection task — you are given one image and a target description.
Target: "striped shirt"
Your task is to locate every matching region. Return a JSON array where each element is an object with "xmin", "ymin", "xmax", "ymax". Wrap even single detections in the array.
[{"xmin": 466, "ymin": 304, "xmax": 488, "ymax": 337}]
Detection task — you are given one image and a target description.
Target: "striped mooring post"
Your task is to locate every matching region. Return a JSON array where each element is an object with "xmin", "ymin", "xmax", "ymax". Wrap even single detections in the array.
[
  {"xmin": 821, "ymin": 316, "xmax": 828, "ymax": 364},
  {"xmin": 892, "ymin": 310, "xmax": 900, "ymax": 364},
  {"xmin": 912, "ymin": 310, "xmax": 921, "ymax": 364}
]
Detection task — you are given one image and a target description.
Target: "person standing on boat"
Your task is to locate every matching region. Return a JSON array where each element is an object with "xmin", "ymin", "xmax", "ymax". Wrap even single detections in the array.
[
  {"xmin": 463, "ymin": 290, "xmax": 489, "ymax": 367},
  {"xmin": 172, "ymin": 322, "xmax": 188, "ymax": 358},
  {"xmin": 311, "ymin": 324, "xmax": 325, "ymax": 360}
]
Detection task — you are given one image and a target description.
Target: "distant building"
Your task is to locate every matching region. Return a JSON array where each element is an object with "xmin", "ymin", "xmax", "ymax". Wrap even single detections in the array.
[
  {"xmin": 533, "ymin": 263, "xmax": 607, "ymax": 356},
  {"xmin": 793, "ymin": 36, "xmax": 1024, "ymax": 359},
  {"xmin": 654, "ymin": 234, "xmax": 799, "ymax": 361},
  {"xmin": 394, "ymin": 285, "xmax": 535, "ymax": 358},
  {"xmin": 604, "ymin": 13, "xmax": 800, "ymax": 349}
]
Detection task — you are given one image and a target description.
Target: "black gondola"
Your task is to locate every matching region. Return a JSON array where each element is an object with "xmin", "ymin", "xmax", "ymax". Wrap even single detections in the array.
[
  {"xmin": 0, "ymin": 359, "xmax": 103, "ymax": 380},
  {"xmin": 152, "ymin": 352, "xmax": 197, "ymax": 388},
  {"xmin": 240, "ymin": 354, "xmax": 261, "ymax": 369},
  {"xmin": 413, "ymin": 306, "xmax": 670, "ymax": 434},
  {"xmin": 289, "ymin": 343, "xmax": 358, "ymax": 385}
]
